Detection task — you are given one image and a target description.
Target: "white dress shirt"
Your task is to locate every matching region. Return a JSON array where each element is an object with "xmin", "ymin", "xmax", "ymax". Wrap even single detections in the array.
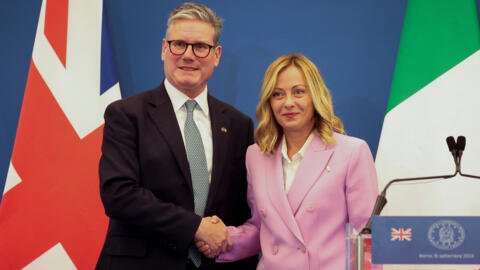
[
  {"xmin": 281, "ymin": 132, "xmax": 315, "ymax": 193},
  {"xmin": 164, "ymin": 79, "xmax": 213, "ymax": 182}
]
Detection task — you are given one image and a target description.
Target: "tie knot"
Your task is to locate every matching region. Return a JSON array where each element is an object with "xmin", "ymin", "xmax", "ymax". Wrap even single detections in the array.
[{"xmin": 185, "ymin": 99, "xmax": 197, "ymax": 113}]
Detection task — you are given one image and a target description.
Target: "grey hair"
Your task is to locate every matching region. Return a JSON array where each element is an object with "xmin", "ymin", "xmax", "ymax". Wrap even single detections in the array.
[{"xmin": 167, "ymin": 2, "xmax": 223, "ymax": 45}]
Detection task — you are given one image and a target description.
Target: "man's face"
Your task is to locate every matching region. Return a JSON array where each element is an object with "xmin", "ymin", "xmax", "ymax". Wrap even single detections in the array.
[{"xmin": 162, "ymin": 19, "xmax": 222, "ymax": 98}]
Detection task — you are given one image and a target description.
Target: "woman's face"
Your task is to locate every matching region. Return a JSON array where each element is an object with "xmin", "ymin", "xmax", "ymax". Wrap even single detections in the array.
[{"xmin": 269, "ymin": 65, "xmax": 315, "ymax": 136}]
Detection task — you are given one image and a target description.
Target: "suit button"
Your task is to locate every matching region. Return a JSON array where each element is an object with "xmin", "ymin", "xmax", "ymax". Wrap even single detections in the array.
[
  {"xmin": 260, "ymin": 209, "xmax": 267, "ymax": 217},
  {"xmin": 307, "ymin": 204, "xmax": 315, "ymax": 212},
  {"xmin": 272, "ymin": 246, "xmax": 279, "ymax": 255},
  {"xmin": 298, "ymin": 245, "xmax": 306, "ymax": 253}
]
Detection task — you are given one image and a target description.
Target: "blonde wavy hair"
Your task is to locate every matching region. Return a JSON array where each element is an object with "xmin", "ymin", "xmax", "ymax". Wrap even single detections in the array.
[{"xmin": 255, "ymin": 53, "xmax": 345, "ymax": 154}]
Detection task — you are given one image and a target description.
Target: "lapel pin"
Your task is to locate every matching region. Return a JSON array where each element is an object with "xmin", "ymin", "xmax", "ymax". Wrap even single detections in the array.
[
  {"xmin": 326, "ymin": 166, "xmax": 331, "ymax": 172},
  {"xmin": 221, "ymin": 127, "xmax": 227, "ymax": 133}
]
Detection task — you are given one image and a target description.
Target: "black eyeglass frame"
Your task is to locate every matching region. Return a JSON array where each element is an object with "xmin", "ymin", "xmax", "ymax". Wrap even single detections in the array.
[{"xmin": 166, "ymin": 40, "xmax": 215, "ymax": 58}]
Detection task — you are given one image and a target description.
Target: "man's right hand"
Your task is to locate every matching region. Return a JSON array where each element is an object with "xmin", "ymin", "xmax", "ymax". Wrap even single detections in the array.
[{"xmin": 194, "ymin": 215, "xmax": 232, "ymax": 257}]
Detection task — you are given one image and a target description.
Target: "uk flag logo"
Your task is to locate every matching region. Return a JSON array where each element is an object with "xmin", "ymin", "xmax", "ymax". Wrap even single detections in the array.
[{"xmin": 391, "ymin": 228, "xmax": 412, "ymax": 241}]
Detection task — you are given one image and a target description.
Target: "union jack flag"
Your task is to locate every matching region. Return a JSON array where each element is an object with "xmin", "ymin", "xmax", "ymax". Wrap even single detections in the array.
[
  {"xmin": 391, "ymin": 228, "xmax": 412, "ymax": 241},
  {"xmin": 0, "ymin": 0, "xmax": 121, "ymax": 269}
]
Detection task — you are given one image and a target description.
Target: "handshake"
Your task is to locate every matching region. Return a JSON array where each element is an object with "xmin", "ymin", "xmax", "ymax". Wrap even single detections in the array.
[{"xmin": 194, "ymin": 215, "xmax": 232, "ymax": 258}]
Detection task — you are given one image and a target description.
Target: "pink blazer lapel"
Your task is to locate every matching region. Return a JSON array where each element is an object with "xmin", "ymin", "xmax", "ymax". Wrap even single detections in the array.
[
  {"xmin": 287, "ymin": 135, "xmax": 333, "ymax": 216},
  {"xmin": 265, "ymin": 143, "xmax": 304, "ymax": 243}
]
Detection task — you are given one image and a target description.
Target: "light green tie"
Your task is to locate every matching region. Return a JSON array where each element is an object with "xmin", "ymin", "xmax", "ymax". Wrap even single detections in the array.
[{"xmin": 184, "ymin": 99, "xmax": 210, "ymax": 267}]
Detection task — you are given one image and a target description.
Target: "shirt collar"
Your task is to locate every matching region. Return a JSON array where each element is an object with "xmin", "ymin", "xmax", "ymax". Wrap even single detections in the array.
[
  {"xmin": 281, "ymin": 132, "xmax": 316, "ymax": 162},
  {"xmin": 164, "ymin": 78, "xmax": 209, "ymax": 116}
]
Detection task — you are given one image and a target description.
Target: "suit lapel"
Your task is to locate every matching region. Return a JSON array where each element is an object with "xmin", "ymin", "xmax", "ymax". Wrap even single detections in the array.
[
  {"xmin": 266, "ymin": 143, "xmax": 305, "ymax": 243},
  {"xmin": 205, "ymin": 96, "xmax": 229, "ymax": 211},
  {"xmin": 146, "ymin": 84, "xmax": 193, "ymax": 193},
  {"xmin": 287, "ymin": 135, "xmax": 333, "ymax": 216}
]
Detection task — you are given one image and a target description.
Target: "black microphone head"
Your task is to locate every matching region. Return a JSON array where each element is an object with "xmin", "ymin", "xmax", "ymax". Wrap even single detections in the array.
[
  {"xmin": 446, "ymin": 136, "xmax": 456, "ymax": 152},
  {"xmin": 457, "ymin": 136, "xmax": 466, "ymax": 151}
]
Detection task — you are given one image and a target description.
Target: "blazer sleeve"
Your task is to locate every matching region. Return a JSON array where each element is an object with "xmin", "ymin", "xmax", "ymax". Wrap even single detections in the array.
[
  {"xmin": 345, "ymin": 140, "xmax": 379, "ymax": 232},
  {"xmin": 217, "ymin": 147, "xmax": 261, "ymax": 262},
  {"xmin": 99, "ymin": 101, "xmax": 201, "ymax": 252}
]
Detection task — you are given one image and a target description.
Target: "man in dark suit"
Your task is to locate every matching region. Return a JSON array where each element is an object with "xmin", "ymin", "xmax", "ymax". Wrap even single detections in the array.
[{"xmin": 96, "ymin": 3, "xmax": 257, "ymax": 270}]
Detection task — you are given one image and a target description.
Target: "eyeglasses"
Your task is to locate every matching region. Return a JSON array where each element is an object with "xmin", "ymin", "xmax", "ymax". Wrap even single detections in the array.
[{"xmin": 166, "ymin": 40, "xmax": 215, "ymax": 58}]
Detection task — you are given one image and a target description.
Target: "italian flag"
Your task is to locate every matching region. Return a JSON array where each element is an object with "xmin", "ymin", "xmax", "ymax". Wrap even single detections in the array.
[{"xmin": 375, "ymin": 1, "xmax": 480, "ymax": 268}]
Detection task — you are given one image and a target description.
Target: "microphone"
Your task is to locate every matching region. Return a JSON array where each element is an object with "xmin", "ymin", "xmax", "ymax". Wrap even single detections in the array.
[
  {"xmin": 360, "ymin": 135, "xmax": 471, "ymax": 234},
  {"xmin": 446, "ymin": 136, "xmax": 457, "ymax": 171},
  {"xmin": 456, "ymin": 136, "xmax": 480, "ymax": 179},
  {"xmin": 456, "ymin": 136, "xmax": 466, "ymax": 172},
  {"xmin": 446, "ymin": 136, "xmax": 456, "ymax": 155}
]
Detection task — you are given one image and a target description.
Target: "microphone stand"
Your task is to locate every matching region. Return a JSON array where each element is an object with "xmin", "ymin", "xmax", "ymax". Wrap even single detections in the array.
[
  {"xmin": 361, "ymin": 136, "xmax": 480, "ymax": 235},
  {"xmin": 351, "ymin": 136, "xmax": 480, "ymax": 270},
  {"xmin": 360, "ymin": 172, "xmax": 457, "ymax": 235},
  {"xmin": 459, "ymin": 171, "xmax": 480, "ymax": 179}
]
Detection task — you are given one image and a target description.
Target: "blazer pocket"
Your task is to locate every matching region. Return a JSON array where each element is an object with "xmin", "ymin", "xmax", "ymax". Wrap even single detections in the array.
[{"xmin": 105, "ymin": 236, "xmax": 147, "ymax": 257}]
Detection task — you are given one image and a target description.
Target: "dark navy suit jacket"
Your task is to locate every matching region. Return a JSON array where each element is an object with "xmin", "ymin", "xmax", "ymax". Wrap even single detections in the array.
[{"xmin": 96, "ymin": 82, "xmax": 258, "ymax": 270}]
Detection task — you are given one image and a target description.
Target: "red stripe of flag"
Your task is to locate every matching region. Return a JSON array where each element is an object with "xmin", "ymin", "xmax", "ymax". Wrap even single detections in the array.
[{"xmin": 44, "ymin": 0, "xmax": 69, "ymax": 68}]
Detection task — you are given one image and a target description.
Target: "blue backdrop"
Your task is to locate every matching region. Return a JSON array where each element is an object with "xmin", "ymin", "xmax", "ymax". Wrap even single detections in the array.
[{"xmin": 3, "ymin": 1, "xmax": 476, "ymax": 202}]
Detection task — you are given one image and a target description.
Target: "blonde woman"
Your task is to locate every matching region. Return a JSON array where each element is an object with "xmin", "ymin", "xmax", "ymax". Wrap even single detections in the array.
[{"xmin": 199, "ymin": 54, "xmax": 378, "ymax": 269}]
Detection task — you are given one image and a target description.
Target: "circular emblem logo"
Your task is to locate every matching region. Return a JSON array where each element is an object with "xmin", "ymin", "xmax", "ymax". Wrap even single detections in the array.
[{"xmin": 428, "ymin": 220, "xmax": 465, "ymax": 250}]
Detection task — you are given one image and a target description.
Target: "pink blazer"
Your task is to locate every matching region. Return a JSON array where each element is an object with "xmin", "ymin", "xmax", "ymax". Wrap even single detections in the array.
[{"xmin": 217, "ymin": 133, "xmax": 378, "ymax": 270}]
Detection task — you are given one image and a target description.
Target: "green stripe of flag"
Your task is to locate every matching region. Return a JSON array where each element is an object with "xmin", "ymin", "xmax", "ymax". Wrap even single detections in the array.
[{"xmin": 386, "ymin": 0, "xmax": 480, "ymax": 113}]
